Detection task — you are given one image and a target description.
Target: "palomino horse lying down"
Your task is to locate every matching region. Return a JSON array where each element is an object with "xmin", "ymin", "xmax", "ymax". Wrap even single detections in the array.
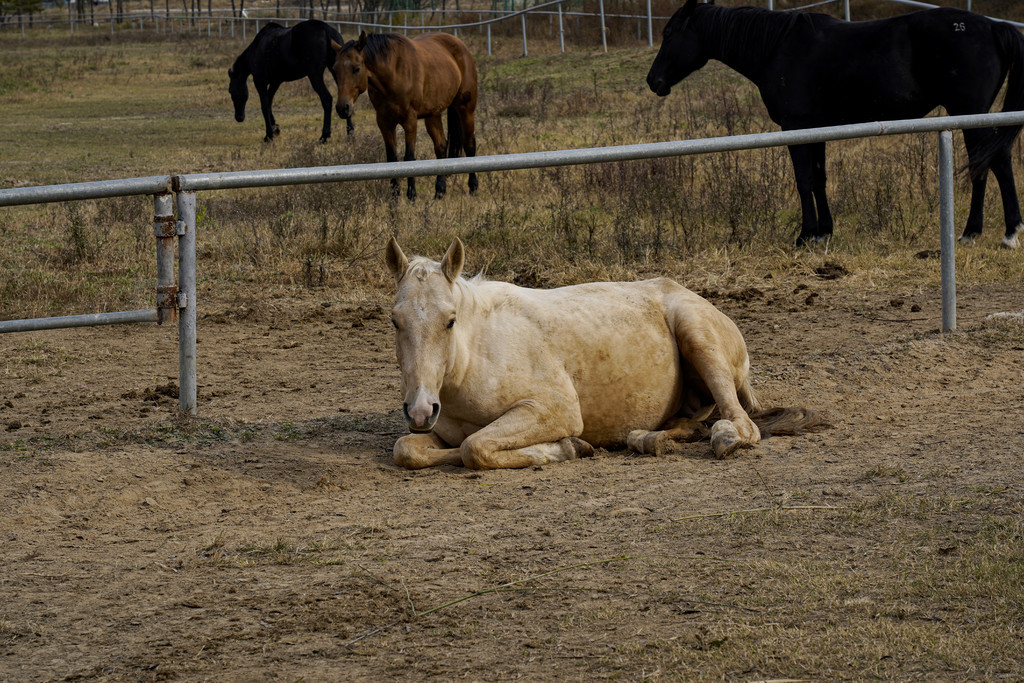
[{"xmin": 386, "ymin": 237, "xmax": 825, "ymax": 470}]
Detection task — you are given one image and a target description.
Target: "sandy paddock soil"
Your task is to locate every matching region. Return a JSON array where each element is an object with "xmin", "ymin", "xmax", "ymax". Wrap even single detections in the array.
[{"xmin": 1, "ymin": 263, "xmax": 1023, "ymax": 680}]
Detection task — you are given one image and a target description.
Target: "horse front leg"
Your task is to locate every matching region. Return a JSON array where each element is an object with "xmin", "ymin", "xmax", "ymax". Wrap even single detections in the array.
[
  {"xmin": 459, "ymin": 399, "xmax": 591, "ymax": 471},
  {"xmin": 424, "ymin": 115, "xmax": 448, "ymax": 199},
  {"xmin": 394, "ymin": 432, "xmax": 463, "ymax": 470},
  {"xmin": 377, "ymin": 115, "xmax": 402, "ymax": 198},
  {"xmin": 787, "ymin": 143, "xmax": 820, "ymax": 246},
  {"xmin": 255, "ymin": 80, "xmax": 278, "ymax": 142}
]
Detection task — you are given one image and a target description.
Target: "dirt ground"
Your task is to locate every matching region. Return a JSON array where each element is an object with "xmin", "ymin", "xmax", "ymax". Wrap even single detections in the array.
[{"xmin": 1, "ymin": 262, "xmax": 1023, "ymax": 681}]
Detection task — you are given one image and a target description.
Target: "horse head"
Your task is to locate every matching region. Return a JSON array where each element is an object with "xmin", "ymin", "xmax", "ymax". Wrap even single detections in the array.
[
  {"xmin": 331, "ymin": 32, "xmax": 369, "ymax": 121},
  {"xmin": 227, "ymin": 67, "xmax": 248, "ymax": 122},
  {"xmin": 646, "ymin": 0, "xmax": 711, "ymax": 97},
  {"xmin": 386, "ymin": 236, "xmax": 465, "ymax": 434}
]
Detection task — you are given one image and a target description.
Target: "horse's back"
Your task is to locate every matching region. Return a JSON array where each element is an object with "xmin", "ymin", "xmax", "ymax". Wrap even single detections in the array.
[
  {"xmin": 766, "ymin": 7, "xmax": 1013, "ymax": 125},
  {"xmin": 413, "ymin": 32, "xmax": 478, "ymax": 96}
]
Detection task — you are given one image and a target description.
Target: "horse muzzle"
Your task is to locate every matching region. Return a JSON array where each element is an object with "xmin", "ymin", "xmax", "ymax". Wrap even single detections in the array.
[
  {"xmin": 336, "ymin": 102, "xmax": 354, "ymax": 120},
  {"xmin": 234, "ymin": 112, "xmax": 245, "ymax": 123},
  {"xmin": 403, "ymin": 390, "xmax": 441, "ymax": 432},
  {"xmin": 646, "ymin": 74, "xmax": 671, "ymax": 97}
]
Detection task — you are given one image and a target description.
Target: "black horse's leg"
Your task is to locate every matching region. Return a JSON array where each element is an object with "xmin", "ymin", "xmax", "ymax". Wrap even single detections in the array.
[
  {"xmin": 255, "ymin": 79, "xmax": 276, "ymax": 142},
  {"xmin": 403, "ymin": 118, "xmax": 418, "ymax": 201},
  {"xmin": 267, "ymin": 83, "xmax": 281, "ymax": 137},
  {"xmin": 961, "ymin": 128, "xmax": 992, "ymax": 243},
  {"xmin": 424, "ymin": 115, "xmax": 448, "ymax": 199},
  {"xmin": 309, "ymin": 73, "xmax": 333, "ymax": 143},
  {"xmin": 810, "ymin": 142, "xmax": 833, "ymax": 241},
  {"xmin": 988, "ymin": 146, "xmax": 1023, "ymax": 249},
  {"xmin": 787, "ymin": 143, "xmax": 819, "ymax": 246}
]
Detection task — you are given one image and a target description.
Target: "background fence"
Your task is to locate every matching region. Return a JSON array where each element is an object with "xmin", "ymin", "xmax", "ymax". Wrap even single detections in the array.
[
  {"xmin": 4, "ymin": 109, "xmax": 1024, "ymax": 415},
  {"xmin": 2, "ymin": 0, "xmax": 1022, "ymax": 53}
]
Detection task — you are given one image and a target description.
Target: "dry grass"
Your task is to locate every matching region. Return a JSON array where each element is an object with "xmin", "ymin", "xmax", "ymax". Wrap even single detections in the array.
[{"xmin": 3, "ymin": 25, "xmax": 1024, "ymax": 322}]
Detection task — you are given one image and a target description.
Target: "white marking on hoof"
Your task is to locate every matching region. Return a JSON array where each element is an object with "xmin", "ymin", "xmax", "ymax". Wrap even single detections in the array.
[
  {"xmin": 1001, "ymin": 223, "xmax": 1022, "ymax": 249},
  {"xmin": 710, "ymin": 420, "xmax": 751, "ymax": 459},
  {"xmin": 957, "ymin": 234, "xmax": 978, "ymax": 246}
]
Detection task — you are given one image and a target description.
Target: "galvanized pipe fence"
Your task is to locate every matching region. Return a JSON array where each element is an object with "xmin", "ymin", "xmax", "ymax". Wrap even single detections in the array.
[{"xmin": 4, "ymin": 110, "xmax": 1024, "ymax": 414}]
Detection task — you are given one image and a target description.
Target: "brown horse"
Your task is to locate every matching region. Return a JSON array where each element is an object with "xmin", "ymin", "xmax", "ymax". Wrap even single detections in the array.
[{"xmin": 331, "ymin": 31, "xmax": 478, "ymax": 200}]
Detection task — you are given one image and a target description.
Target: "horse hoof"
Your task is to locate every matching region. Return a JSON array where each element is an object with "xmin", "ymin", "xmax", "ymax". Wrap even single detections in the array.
[
  {"xmin": 710, "ymin": 420, "xmax": 749, "ymax": 459},
  {"xmin": 319, "ymin": 136, "xmax": 329, "ymax": 144},
  {"xmin": 627, "ymin": 430, "xmax": 665, "ymax": 457},
  {"xmin": 434, "ymin": 191, "xmax": 446, "ymax": 200},
  {"xmin": 958, "ymin": 234, "xmax": 978, "ymax": 246},
  {"xmin": 1001, "ymin": 225, "xmax": 1021, "ymax": 249},
  {"xmin": 567, "ymin": 437, "xmax": 594, "ymax": 459}
]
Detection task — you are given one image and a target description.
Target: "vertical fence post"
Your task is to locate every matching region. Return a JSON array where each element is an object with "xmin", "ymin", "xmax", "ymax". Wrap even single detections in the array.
[
  {"xmin": 558, "ymin": 2, "xmax": 564, "ymax": 52},
  {"xmin": 646, "ymin": 0, "xmax": 652, "ymax": 47},
  {"xmin": 175, "ymin": 190, "xmax": 198, "ymax": 415},
  {"xmin": 487, "ymin": 23, "xmax": 492, "ymax": 55},
  {"xmin": 153, "ymin": 194, "xmax": 177, "ymax": 326},
  {"xmin": 843, "ymin": 0, "xmax": 850, "ymax": 21},
  {"xmin": 598, "ymin": 0, "xmax": 607, "ymax": 52},
  {"xmin": 521, "ymin": 12, "xmax": 528, "ymax": 56},
  {"xmin": 938, "ymin": 130, "xmax": 956, "ymax": 333}
]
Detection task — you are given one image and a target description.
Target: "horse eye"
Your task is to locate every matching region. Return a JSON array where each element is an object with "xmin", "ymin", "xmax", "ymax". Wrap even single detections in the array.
[
  {"xmin": 446, "ymin": 318, "xmax": 456, "ymax": 329},
  {"xmin": 352, "ymin": 66, "xmax": 360, "ymax": 74},
  {"xmin": 392, "ymin": 319, "xmax": 399, "ymax": 330}
]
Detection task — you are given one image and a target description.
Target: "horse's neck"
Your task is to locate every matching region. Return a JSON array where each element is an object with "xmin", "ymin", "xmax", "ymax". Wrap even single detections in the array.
[
  {"xmin": 448, "ymin": 279, "xmax": 512, "ymax": 382},
  {"xmin": 232, "ymin": 54, "xmax": 252, "ymax": 79},
  {"xmin": 695, "ymin": 6, "xmax": 795, "ymax": 83}
]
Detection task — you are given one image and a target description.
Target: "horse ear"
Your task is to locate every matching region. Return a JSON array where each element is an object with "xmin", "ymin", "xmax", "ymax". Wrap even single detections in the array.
[
  {"xmin": 357, "ymin": 31, "xmax": 367, "ymax": 50},
  {"xmin": 386, "ymin": 236, "xmax": 409, "ymax": 282},
  {"xmin": 441, "ymin": 238, "xmax": 465, "ymax": 283},
  {"xmin": 330, "ymin": 39, "xmax": 343, "ymax": 54}
]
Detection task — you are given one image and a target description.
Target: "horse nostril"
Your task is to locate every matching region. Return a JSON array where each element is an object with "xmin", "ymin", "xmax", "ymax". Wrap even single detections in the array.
[{"xmin": 430, "ymin": 403, "xmax": 440, "ymax": 420}]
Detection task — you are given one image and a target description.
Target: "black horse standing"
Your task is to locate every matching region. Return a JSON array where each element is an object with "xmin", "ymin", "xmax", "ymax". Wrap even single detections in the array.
[
  {"xmin": 229, "ymin": 20, "xmax": 354, "ymax": 143},
  {"xmin": 647, "ymin": 0, "xmax": 1024, "ymax": 249}
]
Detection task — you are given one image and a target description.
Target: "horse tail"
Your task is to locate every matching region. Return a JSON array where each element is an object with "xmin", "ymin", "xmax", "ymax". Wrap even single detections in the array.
[
  {"xmin": 970, "ymin": 21, "xmax": 1024, "ymax": 179},
  {"xmin": 748, "ymin": 406, "xmax": 829, "ymax": 438},
  {"xmin": 447, "ymin": 106, "xmax": 464, "ymax": 159}
]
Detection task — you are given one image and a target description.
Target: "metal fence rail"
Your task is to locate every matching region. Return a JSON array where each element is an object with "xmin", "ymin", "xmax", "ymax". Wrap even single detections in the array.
[{"xmin": 4, "ymin": 109, "xmax": 1024, "ymax": 415}]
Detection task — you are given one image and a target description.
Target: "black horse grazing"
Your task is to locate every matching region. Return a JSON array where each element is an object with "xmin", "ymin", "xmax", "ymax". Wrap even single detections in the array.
[
  {"xmin": 647, "ymin": 0, "xmax": 1024, "ymax": 249},
  {"xmin": 228, "ymin": 20, "xmax": 354, "ymax": 143}
]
